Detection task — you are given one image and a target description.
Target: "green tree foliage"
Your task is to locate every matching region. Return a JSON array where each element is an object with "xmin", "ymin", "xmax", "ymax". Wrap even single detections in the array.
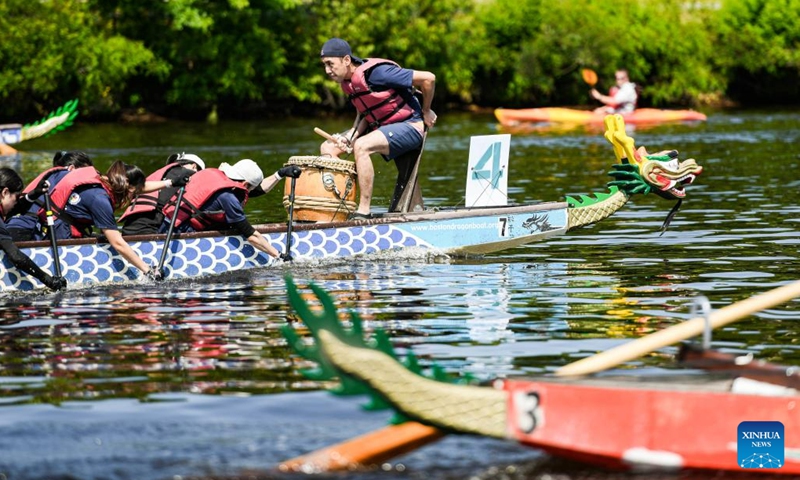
[
  {"xmin": 1, "ymin": 0, "xmax": 799, "ymax": 120},
  {"xmin": 712, "ymin": 0, "xmax": 800, "ymax": 102},
  {"xmin": 475, "ymin": 0, "xmax": 726, "ymax": 107},
  {"xmin": 88, "ymin": 0, "xmax": 305, "ymax": 115},
  {"xmin": 0, "ymin": 0, "xmax": 165, "ymax": 119},
  {"xmin": 306, "ymin": 0, "xmax": 489, "ymax": 107}
]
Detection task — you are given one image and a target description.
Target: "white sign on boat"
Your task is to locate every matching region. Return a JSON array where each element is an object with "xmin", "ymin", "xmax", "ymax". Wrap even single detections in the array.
[{"xmin": 465, "ymin": 134, "xmax": 510, "ymax": 208}]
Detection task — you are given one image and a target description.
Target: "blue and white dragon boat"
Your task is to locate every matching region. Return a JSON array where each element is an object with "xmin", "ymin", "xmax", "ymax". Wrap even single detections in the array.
[{"xmin": 0, "ymin": 115, "xmax": 703, "ymax": 293}]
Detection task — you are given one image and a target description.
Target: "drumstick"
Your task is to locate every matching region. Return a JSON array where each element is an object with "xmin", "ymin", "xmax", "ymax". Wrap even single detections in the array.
[
  {"xmin": 314, "ymin": 127, "xmax": 336, "ymax": 142},
  {"xmin": 315, "ymin": 127, "xmax": 354, "ymax": 155}
]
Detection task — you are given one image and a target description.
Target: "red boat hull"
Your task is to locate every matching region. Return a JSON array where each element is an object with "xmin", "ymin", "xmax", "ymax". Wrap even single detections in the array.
[{"xmin": 503, "ymin": 377, "xmax": 799, "ymax": 474}]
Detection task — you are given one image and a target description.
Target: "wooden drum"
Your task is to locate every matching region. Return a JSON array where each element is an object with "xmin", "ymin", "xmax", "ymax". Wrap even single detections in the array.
[{"xmin": 282, "ymin": 156, "xmax": 358, "ymax": 222}]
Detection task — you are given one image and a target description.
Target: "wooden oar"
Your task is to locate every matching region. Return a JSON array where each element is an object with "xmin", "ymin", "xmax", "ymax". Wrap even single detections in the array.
[
  {"xmin": 556, "ymin": 279, "xmax": 800, "ymax": 376},
  {"xmin": 280, "ymin": 279, "xmax": 800, "ymax": 471},
  {"xmin": 581, "ymin": 68, "xmax": 598, "ymax": 87},
  {"xmin": 43, "ymin": 189, "xmax": 63, "ymax": 281},
  {"xmin": 396, "ymin": 128, "xmax": 428, "ymax": 213},
  {"xmin": 156, "ymin": 186, "xmax": 185, "ymax": 277}
]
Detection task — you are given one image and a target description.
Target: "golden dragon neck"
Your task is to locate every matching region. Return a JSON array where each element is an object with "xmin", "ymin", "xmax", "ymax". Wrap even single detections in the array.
[
  {"xmin": 318, "ymin": 330, "xmax": 507, "ymax": 438},
  {"xmin": 566, "ymin": 188, "xmax": 630, "ymax": 231}
]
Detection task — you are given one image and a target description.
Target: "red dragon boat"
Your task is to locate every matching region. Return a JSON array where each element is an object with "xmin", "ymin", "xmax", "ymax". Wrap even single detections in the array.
[{"xmin": 281, "ymin": 278, "xmax": 800, "ymax": 475}]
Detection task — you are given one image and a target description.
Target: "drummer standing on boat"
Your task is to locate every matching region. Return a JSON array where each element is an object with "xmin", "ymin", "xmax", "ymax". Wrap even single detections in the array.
[
  {"xmin": 591, "ymin": 69, "xmax": 637, "ymax": 114},
  {"xmin": 319, "ymin": 38, "xmax": 436, "ymax": 218}
]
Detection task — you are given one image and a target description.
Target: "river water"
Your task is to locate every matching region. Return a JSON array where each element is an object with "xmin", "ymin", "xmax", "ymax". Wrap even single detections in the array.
[{"xmin": 1, "ymin": 109, "xmax": 799, "ymax": 480}]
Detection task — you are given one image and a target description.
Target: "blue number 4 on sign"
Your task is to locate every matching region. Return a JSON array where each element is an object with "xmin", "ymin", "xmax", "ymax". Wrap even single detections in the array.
[
  {"xmin": 738, "ymin": 421, "xmax": 784, "ymax": 469},
  {"xmin": 465, "ymin": 134, "xmax": 510, "ymax": 208}
]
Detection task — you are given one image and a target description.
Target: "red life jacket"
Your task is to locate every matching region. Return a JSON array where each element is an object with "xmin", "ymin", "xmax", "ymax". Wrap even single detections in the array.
[
  {"xmin": 20, "ymin": 166, "xmax": 68, "ymax": 217},
  {"xmin": 341, "ymin": 58, "xmax": 416, "ymax": 130},
  {"xmin": 161, "ymin": 169, "xmax": 248, "ymax": 231},
  {"xmin": 23, "ymin": 166, "xmax": 68, "ymax": 194},
  {"xmin": 118, "ymin": 162, "xmax": 180, "ymax": 222},
  {"xmin": 43, "ymin": 167, "xmax": 115, "ymax": 238}
]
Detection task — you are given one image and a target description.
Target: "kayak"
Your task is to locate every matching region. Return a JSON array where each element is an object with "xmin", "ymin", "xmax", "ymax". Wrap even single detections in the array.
[{"xmin": 495, "ymin": 107, "xmax": 707, "ymax": 126}]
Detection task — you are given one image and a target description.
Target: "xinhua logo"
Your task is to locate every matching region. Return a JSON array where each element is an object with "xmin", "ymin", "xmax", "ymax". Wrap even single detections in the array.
[{"xmin": 738, "ymin": 421, "xmax": 784, "ymax": 469}]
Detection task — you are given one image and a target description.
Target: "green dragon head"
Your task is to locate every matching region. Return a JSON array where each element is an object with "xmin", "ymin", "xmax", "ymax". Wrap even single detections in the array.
[
  {"xmin": 564, "ymin": 115, "xmax": 704, "ymax": 233},
  {"xmin": 604, "ymin": 114, "xmax": 703, "ymax": 200},
  {"xmin": 609, "ymin": 147, "xmax": 703, "ymax": 200}
]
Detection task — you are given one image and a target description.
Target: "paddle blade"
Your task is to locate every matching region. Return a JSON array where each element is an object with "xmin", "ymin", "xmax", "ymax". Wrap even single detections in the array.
[
  {"xmin": 279, "ymin": 422, "xmax": 444, "ymax": 472},
  {"xmin": 581, "ymin": 68, "xmax": 598, "ymax": 87}
]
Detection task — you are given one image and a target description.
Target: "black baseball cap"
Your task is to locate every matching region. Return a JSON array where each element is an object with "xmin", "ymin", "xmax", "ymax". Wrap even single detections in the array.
[{"xmin": 320, "ymin": 38, "xmax": 363, "ymax": 64}]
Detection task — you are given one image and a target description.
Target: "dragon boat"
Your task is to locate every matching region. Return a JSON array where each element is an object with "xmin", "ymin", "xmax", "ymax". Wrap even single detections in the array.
[
  {"xmin": 280, "ymin": 279, "xmax": 800, "ymax": 475},
  {"xmin": 0, "ymin": 115, "xmax": 703, "ymax": 293},
  {"xmin": 0, "ymin": 99, "xmax": 80, "ymax": 147},
  {"xmin": 495, "ymin": 107, "xmax": 707, "ymax": 127}
]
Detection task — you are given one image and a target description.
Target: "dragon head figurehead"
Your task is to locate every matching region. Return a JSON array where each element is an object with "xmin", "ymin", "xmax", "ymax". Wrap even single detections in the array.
[
  {"xmin": 603, "ymin": 114, "xmax": 703, "ymax": 200},
  {"xmin": 610, "ymin": 146, "xmax": 703, "ymax": 200},
  {"xmin": 566, "ymin": 115, "xmax": 704, "ymax": 233}
]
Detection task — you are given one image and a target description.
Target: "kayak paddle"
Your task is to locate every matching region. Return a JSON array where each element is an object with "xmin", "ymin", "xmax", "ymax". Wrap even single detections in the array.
[{"xmin": 581, "ymin": 68, "xmax": 598, "ymax": 87}]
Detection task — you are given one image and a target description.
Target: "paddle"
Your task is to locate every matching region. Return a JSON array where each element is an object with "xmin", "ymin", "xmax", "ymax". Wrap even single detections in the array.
[
  {"xmin": 556, "ymin": 279, "xmax": 800, "ymax": 376},
  {"xmin": 279, "ymin": 279, "xmax": 800, "ymax": 471},
  {"xmin": 156, "ymin": 186, "xmax": 185, "ymax": 278},
  {"xmin": 395, "ymin": 127, "xmax": 427, "ymax": 213},
  {"xmin": 43, "ymin": 188, "xmax": 63, "ymax": 281},
  {"xmin": 283, "ymin": 176, "xmax": 297, "ymax": 261},
  {"xmin": 581, "ymin": 68, "xmax": 598, "ymax": 87},
  {"xmin": 279, "ymin": 421, "xmax": 444, "ymax": 473}
]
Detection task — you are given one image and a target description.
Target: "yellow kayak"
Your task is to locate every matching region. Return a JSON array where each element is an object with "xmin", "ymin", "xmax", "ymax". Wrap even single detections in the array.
[{"xmin": 495, "ymin": 107, "xmax": 707, "ymax": 126}]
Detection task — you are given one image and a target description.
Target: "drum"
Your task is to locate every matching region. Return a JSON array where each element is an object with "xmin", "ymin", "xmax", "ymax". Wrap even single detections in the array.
[{"xmin": 282, "ymin": 156, "xmax": 358, "ymax": 222}]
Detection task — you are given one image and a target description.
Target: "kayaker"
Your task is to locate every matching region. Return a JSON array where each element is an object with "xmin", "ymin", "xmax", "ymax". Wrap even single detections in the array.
[
  {"xmin": 119, "ymin": 152, "xmax": 205, "ymax": 236},
  {"xmin": 159, "ymin": 158, "xmax": 282, "ymax": 260},
  {"xmin": 6, "ymin": 151, "xmax": 93, "ymax": 241},
  {"xmin": 0, "ymin": 166, "xmax": 67, "ymax": 290},
  {"xmin": 591, "ymin": 69, "xmax": 637, "ymax": 114},
  {"xmin": 319, "ymin": 37, "xmax": 436, "ymax": 219},
  {"xmin": 48, "ymin": 161, "xmax": 170, "ymax": 281}
]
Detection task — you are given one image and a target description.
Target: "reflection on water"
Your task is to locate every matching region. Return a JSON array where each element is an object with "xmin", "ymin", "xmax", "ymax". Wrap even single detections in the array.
[{"xmin": 2, "ymin": 110, "xmax": 800, "ymax": 479}]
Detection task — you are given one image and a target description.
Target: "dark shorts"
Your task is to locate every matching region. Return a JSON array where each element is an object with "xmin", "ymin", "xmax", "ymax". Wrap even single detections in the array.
[{"xmin": 377, "ymin": 122, "xmax": 424, "ymax": 160}]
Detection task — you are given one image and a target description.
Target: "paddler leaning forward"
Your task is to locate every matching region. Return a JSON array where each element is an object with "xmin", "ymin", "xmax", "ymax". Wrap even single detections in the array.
[{"xmin": 158, "ymin": 159, "xmax": 295, "ymax": 261}]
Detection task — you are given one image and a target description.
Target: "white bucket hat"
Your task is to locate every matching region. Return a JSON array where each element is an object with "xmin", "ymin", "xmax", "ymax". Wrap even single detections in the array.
[
  {"xmin": 219, "ymin": 159, "xmax": 263, "ymax": 190},
  {"xmin": 178, "ymin": 153, "xmax": 206, "ymax": 171}
]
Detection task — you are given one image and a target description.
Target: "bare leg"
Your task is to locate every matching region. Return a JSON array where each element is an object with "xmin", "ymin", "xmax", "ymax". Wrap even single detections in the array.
[{"xmin": 351, "ymin": 130, "xmax": 390, "ymax": 215}]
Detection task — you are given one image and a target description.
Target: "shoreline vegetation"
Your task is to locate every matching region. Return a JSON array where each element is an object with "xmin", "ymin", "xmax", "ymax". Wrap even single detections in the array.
[{"xmin": 1, "ymin": 0, "xmax": 798, "ymax": 122}]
